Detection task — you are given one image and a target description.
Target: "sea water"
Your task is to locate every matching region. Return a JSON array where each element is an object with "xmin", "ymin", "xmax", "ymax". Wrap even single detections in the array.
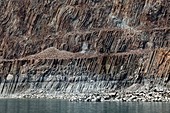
[{"xmin": 0, "ymin": 99, "xmax": 169, "ymax": 113}]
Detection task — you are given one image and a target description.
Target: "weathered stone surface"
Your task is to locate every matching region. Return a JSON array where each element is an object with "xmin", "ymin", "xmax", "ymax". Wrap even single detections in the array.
[{"xmin": 0, "ymin": 0, "xmax": 169, "ymax": 101}]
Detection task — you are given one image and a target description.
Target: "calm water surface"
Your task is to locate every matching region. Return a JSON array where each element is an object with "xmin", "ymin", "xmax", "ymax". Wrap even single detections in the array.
[{"xmin": 0, "ymin": 99, "xmax": 169, "ymax": 113}]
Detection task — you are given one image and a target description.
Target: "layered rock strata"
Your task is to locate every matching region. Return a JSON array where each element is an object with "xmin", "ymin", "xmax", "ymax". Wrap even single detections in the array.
[{"xmin": 0, "ymin": 0, "xmax": 169, "ymax": 101}]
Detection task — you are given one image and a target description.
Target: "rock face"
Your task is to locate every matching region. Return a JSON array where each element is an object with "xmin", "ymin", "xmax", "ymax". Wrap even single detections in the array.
[{"xmin": 0, "ymin": 0, "xmax": 169, "ymax": 100}]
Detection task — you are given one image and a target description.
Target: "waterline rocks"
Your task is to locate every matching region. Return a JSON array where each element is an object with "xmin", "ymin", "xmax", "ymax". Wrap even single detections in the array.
[{"xmin": 1, "ymin": 90, "xmax": 169, "ymax": 103}]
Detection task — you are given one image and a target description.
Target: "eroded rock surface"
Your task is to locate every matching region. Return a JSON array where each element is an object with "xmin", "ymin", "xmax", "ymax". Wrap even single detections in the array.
[{"xmin": 0, "ymin": 0, "xmax": 169, "ymax": 101}]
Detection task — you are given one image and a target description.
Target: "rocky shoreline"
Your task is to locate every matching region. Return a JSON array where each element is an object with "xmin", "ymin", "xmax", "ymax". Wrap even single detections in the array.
[{"xmin": 1, "ymin": 90, "xmax": 170, "ymax": 102}]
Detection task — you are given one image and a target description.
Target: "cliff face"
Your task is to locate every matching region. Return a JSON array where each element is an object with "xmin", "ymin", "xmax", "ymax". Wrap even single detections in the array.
[{"xmin": 0, "ymin": 0, "xmax": 169, "ymax": 96}]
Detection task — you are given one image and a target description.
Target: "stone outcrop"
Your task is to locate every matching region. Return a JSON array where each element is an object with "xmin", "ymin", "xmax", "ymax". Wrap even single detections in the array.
[{"xmin": 0, "ymin": 0, "xmax": 169, "ymax": 100}]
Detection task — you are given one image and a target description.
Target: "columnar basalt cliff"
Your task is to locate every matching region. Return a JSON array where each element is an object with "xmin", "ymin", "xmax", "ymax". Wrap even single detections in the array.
[{"xmin": 0, "ymin": 0, "xmax": 170, "ymax": 101}]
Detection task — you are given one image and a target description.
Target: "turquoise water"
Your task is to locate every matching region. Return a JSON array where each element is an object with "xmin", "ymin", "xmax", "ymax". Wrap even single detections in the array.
[{"xmin": 0, "ymin": 99, "xmax": 169, "ymax": 113}]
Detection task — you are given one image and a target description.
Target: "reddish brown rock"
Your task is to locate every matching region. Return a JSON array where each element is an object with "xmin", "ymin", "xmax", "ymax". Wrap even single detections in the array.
[{"xmin": 0, "ymin": 0, "xmax": 169, "ymax": 97}]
